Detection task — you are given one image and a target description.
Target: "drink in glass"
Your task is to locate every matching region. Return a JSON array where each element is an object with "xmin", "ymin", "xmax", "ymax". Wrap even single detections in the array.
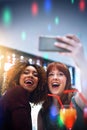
[{"xmin": 60, "ymin": 105, "xmax": 77, "ymax": 130}]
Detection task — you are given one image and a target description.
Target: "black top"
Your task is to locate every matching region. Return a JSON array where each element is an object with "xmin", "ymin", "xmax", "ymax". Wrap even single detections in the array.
[
  {"xmin": 39, "ymin": 97, "xmax": 87, "ymax": 130},
  {"xmin": 0, "ymin": 86, "xmax": 32, "ymax": 130}
]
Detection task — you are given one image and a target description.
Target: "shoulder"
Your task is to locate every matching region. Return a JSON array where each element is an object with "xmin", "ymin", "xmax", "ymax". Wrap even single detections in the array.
[
  {"xmin": 0, "ymin": 86, "xmax": 30, "ymax": 110},
  {"xmin": 4, "ymin": 86, "xmax": 28, "ymax": 99}
]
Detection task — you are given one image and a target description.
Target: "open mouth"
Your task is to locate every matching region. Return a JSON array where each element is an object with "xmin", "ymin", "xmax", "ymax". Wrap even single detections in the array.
[
  {"xmin": 52, "ymin": 83, "xmax": 60, "ymax": 88},
  {"xmin": 24, "ymin": 80, "xmax": 33, "ymax": 85}
]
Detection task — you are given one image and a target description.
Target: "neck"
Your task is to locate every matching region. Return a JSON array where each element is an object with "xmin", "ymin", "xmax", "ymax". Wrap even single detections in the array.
[{"xmin": 53, "ymin": 97, "xmax": 60, "ymax": 107}]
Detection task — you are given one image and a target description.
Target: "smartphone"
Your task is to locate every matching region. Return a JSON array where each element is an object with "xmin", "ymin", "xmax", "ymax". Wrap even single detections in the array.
[{"xmin": 38, "ymin": 36, "xmax": 70, "ymax": 52}]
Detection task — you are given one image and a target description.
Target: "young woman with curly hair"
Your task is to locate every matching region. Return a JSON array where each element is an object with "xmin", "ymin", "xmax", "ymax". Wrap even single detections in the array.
[{"xmin": 0, "ymin": 60, "xmax": 47, "ymax": 130}]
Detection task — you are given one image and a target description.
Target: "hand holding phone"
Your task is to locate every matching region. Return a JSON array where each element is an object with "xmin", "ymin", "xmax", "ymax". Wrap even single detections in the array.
[{"xmin": 38, "ymin": 36, "xmax": 71, "ymax": 52}]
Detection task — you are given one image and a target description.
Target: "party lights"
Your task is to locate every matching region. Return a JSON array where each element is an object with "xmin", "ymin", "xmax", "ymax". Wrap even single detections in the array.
[
  {"xmin": 21, "ymin": 32, "xmax": 26, "ymax": 41},
  {"xmin": 54, "ymin": 17, "xmax": 60, "ymax": 25},
  {"xmin": 79, "ymin": 0, "xmax": 86, "ymax": 11},
  {"xmin": 2, "ymin": 7, "xmax": 12, "ymax": 26},
  {"xmin": 44, "ymin": 0, "xmax": 52, "ymax": 13},
  {"xmin": 31, "ymin": 2, "xmax": 38, "ymax": 16}
]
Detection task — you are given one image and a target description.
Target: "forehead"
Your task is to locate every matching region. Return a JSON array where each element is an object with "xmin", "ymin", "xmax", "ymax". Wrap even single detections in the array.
[
  {"xmin": 48, "ymin": 64, "xmax": 66, "ymax": 72},
  {"xmin": 24, "ymin": 66, "xmax": 37, "ymax": 72},
  {"xmin": 49, "ymin": 67, "xmax": 60, "ymax": 72}
]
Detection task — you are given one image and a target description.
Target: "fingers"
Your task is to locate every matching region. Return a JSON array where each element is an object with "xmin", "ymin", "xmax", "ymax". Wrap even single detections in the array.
[
  {"xmin": 55, "ymin": 34, "xmax": 81, "ymax": 54},
  {"xmin": 56, "ymin": 36, "xmax": 75, "ymax": 47},
  {"xmin": 66, "ymin": 34, "xmax": 80, "ymax": 43},
  {"xmin": 56, "ymin": 34, "xmax": 80, "ymax": 48},
  {"xmin": 56, "ymin": 36, "xmax": 72, "ymax": 45},
  {"xmin": 54, "ymin": 41, "xmax": 73, "ymax": 52}
]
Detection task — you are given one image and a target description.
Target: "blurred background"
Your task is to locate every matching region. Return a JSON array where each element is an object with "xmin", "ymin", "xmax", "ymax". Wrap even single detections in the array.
[
  {"xmin": 0, "ymin": 0, "xmax": 87, "ymax": 129},
  {"xmin": 0, "ymin": 0, "xmax": 87, "ymax": 64}
]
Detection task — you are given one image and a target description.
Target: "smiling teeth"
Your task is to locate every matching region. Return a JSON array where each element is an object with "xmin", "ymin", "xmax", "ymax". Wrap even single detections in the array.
[
  {"xmin": 25, "ymin": 80, "xmax": 33, "ymax": 84},
  {"xmin": 52, "ymin": 83, "xmax": 60, "ymax": 87},
  {"xmin": 53, "ymin": 83, "xmax": 58, "ymax": 85}
]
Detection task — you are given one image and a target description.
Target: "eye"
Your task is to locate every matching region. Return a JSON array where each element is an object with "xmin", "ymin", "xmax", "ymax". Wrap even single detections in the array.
[
  {"xmin": 33, "ymin": 72, "xmax": 38, "ymax": 77},
  {"xmin": 59, "ymin": 72, "xmax": 64, "ymax": 76},
  {"xmin": 23, "ymin": 70, "xmax": 29, "ymax": 74},
  {"xmin": 48, "ymin": 72, "xmax": 54, "ymax": 77}
]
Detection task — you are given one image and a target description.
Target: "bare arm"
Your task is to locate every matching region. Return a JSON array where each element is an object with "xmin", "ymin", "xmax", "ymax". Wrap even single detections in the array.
[
  {"xmin": 55, "ymin": 34, "xmax": 87, "ymax": 109},
  {"xmin": 55, "ymin": 34, "xmax": 85, "ymax": 68}
]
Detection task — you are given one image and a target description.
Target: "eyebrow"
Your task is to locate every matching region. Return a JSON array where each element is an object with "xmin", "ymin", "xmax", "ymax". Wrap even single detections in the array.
[{"xmin": 24, "ymin": 68, "xmax": 38, "ymax": 73}]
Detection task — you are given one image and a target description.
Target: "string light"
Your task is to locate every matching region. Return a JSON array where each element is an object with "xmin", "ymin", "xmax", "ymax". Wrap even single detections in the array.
[{"xmin": 28, "ymin": 58, "xmax": 33, "ymax": 64}]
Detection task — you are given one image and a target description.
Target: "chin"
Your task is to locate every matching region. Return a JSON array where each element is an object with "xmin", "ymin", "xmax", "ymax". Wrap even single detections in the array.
[{"xmin": 52, "ymin": 92, "xmax": 59, "ymax": 95}]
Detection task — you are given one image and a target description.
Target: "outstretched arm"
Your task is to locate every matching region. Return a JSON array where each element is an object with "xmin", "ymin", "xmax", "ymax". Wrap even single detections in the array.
[{"xmin": 55, "ymin": 34, "xmax": 87, "ymax": 109}]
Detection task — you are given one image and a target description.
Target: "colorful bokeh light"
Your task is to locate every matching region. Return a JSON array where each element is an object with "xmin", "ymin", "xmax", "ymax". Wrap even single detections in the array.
[
  {"xmin": 79, "ymin": 0, "xmax": 86, "ymax": 11},
  {"xmin": 31, "ymin": 2, "xmax": 38, "ymax": 16},
  {"xmin": 44, "ymin": 0, "xmax": 52, "ymax": 13},
  {"xmin": 49, "ymin": 104, "xmax": 64, "ymax": 128},
  {"xmin": 54, "ymin": 17, "xmax": 60, "ymax": 25},
  {"xmin": 2, "ymin": 7, "xmax": 12, "ymax": 26},
  {"xmin": 71, "ymin": 0, "xmax": 75, "ymax": 4},
  {"xmin": 43, "ymin": 53, "xmax": 49, "ymax": 59},
  {"xmin": 50, "ymin": 105, "xmax": 59, "ymax": 117},
  {"xmin": 21, "ymin": 32, "xmax": 26, "ymax": 41},
  {"xmin": 48, "ymin": 24, "xmax": 51, "ymax": 31}
]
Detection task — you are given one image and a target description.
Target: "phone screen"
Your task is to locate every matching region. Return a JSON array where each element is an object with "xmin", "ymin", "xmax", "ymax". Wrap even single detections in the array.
[{"xmin": 38, "ymin": 36, "xmax": 70, "ymax": 52}]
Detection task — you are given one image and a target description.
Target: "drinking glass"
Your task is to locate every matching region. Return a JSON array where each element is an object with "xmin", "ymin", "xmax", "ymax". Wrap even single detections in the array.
[{"xmin": 60, "ymin": 104, "xmax": 77, "ymax": 130}]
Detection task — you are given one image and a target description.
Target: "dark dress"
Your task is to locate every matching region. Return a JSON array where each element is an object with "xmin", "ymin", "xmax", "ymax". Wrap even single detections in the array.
[
  {"xmin": 0, "ymin": 86, "xmax": 32, "ymax": 130},
  {"xmin": 39, "ymin": 97, "xmax": 87, "ymax": 130}
]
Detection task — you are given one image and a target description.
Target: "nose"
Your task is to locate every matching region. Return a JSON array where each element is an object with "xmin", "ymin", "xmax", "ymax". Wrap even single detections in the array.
[
  {"xmin": 27, "ymin": 72, "xmax": 33, "ymax": 78},
  {"xmin": 53, "ymin": 74, "xmax": 58, "ymax": 79}
]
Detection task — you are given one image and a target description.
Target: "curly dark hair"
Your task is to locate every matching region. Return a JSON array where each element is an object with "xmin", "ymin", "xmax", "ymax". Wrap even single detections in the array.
[
  {"xmin": 1, "ymin": 60, "xmax": 47, "ymax": 104},
  {"xmin": 42, "ymin": 62, "xmax": 73, "ymax": 110}
]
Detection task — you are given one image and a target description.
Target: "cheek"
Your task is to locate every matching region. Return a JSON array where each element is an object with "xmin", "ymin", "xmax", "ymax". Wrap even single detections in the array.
[
  {"xmin": 19, "ymin": 78, "xmax": 23, "ymax": 85},
  {"xmin": 48, "ymin": 79, "xmax": 51, "ymax": 86},
  {"xmin": 62, "ymin": 78, "xmax": 67, "ymax": 88},
  {"xmin": 19, "ymin": 75, "xmax": 24, "ymax": 84},
  {"xmin": 35, "ymin": 78, "xmax": 39, "ymax": 86},
  {"xmin": 48, "ymin": 78, "xmax": 51, "ymax": 83}
]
